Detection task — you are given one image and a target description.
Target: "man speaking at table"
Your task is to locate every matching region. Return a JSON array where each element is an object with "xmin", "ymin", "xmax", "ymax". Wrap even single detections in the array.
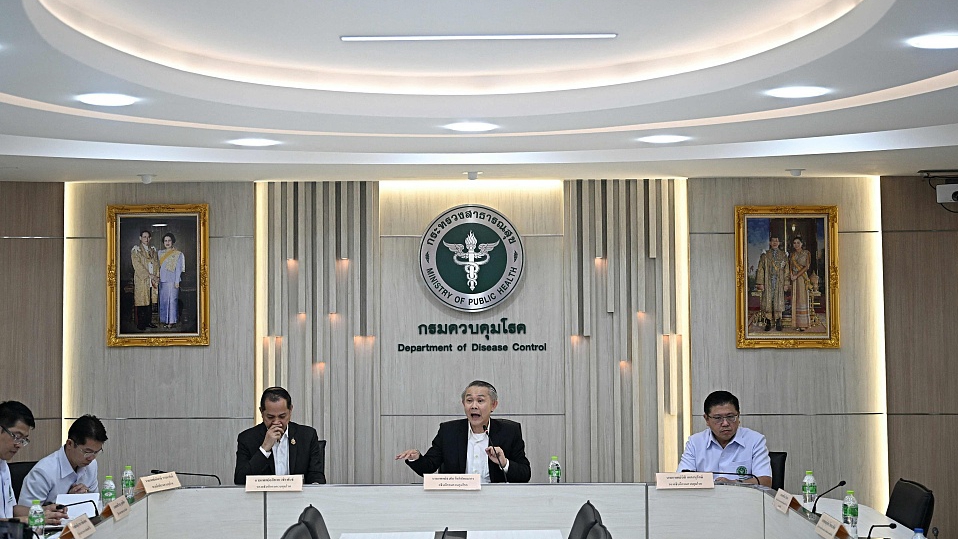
[
  {"xmin": 678, "ymin": 390, "xmax": 772, "ymax": 487},
  {"xmin": 396, "ymin": 380, "xmax": 531, "ymax": 483},
  {"xmin": 234, "ymin": 387, "xmax": 326, "ymax": 485}
]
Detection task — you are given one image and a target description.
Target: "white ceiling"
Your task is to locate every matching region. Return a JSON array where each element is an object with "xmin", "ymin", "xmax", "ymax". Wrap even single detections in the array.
[{"xmin": 1, "ymin": 0, "xmax": 957, "ymax": 182}]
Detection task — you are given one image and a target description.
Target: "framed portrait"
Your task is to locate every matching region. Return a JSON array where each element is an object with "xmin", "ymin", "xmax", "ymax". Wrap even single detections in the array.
[
  {"xmin": 107, "ymin": 204, "xmax": 210, "ymax": 346},
  {"xmin": 735, "ymin": 205, "xmax": 839, "ymax": 348}
]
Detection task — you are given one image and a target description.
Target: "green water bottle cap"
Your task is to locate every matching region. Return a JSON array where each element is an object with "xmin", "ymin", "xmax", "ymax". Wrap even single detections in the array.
[
  {"xmin": 105, "ymin": 475, "xmax": 113, "ymax": 479},
  {"xmin": 847, "ymin": 490, "xmax": 854, "ymax": 494},
  {"xmin": 125, "ymin": 465, "xmax": 132, "ymax": 470},
  {"xmin": 806, "ymin": 470, "xmax": 813, "ymax": 474},
  {"xmin": 551, "ymin": 456, "xmax": 558, "ymax": 460}
]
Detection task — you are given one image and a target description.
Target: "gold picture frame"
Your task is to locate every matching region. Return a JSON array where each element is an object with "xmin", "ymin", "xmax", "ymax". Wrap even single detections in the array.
[
  {"xmin": 735, "ymin": 205, "xmax": 839, "ymax": 348},
  {"xmin": 107, "ymin": 204, "xmax": 210, "ymax": 346}
]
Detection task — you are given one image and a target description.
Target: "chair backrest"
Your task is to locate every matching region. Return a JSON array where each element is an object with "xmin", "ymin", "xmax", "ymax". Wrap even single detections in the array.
[
  {"xmin": 280, "ymin": 522, "xmax": 314, "ymax": 539},
  {"xmin": 568, "ymin": 500, "xmax": 603, "ymax": 539},
  {"xmin": 584, "ymin": 522, "xmax": 612, "ymax": 539},
  {"xmin": 886, "ymin": 478, "xmax": 934, "ymax": 531},
  {"xmin": 768, "ymin": 451, "xmax": 787, "ymax": 491},
  {"xmin": 8, "ymin": 461, "xmax": 37, "ymax": 501},
  {"xmin": 298, "ymin": 505, "xmax": 331, "ymax": 539}
]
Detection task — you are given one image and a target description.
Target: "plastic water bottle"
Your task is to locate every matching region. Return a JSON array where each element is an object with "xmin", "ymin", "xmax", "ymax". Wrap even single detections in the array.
[
  {"xmin": 842, "ymin": 490, "xmax": 858, "ymax": 537},
  {"xmin": 913, "ymin": 529, "xmax": 926, "ymax": 539},
  {"xmin": 101, "ymin": 475, "xmax": 116, "ymax": 504},
  {"xmin": 28, "ymin": 500, "xmax": 45, "ymax": 538},
  {"xmin": 122, "ymin": 465, "xmax": 136, "ymax": 502},
  {"xmin": 548, "ymin": 456, "xmax": 562, "ymax": 483},
  {"xmin": 802, "ymin": 470, "xmax": 818, "ymax": 504}
]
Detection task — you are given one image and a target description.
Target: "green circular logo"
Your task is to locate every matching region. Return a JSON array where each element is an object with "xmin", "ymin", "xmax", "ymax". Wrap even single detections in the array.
[
  {"xmin": 736, "ymin": 466, "xmax": 748, "ymax": 475},
  {"xmin": 420, "ymin": 204, "xmax": 524, "ymax": 312}
]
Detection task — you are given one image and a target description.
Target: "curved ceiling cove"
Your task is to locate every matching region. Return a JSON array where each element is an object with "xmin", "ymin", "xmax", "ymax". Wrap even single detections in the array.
[{"xmin": 36, "ymin": 0, "xmax": 863, "ymax": 95}]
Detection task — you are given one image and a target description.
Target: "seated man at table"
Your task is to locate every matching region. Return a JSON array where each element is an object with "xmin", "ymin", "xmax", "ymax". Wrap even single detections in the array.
[
  {"xmin": 1, "ymin": 401, "xmax": 67, "ymax": 524},
  {"xmin": 678, "ymin": 390, "xmax": 772, "ymax": 487},
  {"xmin": 18, "ymin": 415, "xmax": 106, "ymax": 508},
  {"xmin": 396, "ymin": 380, "xmax": 531, "ymax": 483},
  {"xmin": 234, "ymin": 386, "xmax": 326, "ymax": 485}
]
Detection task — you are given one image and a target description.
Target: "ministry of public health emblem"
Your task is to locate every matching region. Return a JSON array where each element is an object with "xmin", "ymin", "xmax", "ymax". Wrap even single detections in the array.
[{"xmin": 419, "ymin": 204, "xmax": 524, "ymax": 312}]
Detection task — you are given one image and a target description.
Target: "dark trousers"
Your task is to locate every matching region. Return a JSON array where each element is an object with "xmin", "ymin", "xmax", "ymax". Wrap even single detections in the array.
[{"xmin": 136, "ymin": 305, "xmax": 152, "ymax": 330}]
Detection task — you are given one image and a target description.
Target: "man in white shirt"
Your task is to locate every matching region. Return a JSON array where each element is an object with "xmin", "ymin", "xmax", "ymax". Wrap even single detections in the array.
[
  {"xmin": 0, "ymin": 401, "xmax": 67, "ymax": 524},
  {"xmin": 18, "ymin": 415, "xmax": 106, "ymax": 506},
  {"xmin": 678, "ymin": 390, "xmax": 772, "ymax": 487}
]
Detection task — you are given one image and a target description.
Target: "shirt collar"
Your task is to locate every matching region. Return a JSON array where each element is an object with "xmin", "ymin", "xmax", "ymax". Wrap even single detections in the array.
[
  {"xmin": 56, "ymin": 446, "xmax": 77, "ymax": 478},
  {"xmin": 706, "ymin": 429, "xmax": 744, "ymax": 450}
]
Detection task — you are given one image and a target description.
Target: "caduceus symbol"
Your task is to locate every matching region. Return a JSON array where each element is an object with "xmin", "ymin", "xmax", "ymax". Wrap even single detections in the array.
[{"xmin": 443, "ymin": 231, "xmax": 499, "ymax": 291}]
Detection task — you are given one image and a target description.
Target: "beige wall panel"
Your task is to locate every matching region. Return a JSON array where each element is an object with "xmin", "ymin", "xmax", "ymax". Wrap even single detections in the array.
[
  {"xmin": 6, "ymin": 419, "xmax": 62, "ymax": 464},
  {"xmin": 380, "ymin": 415, "xmax": 563, "ymax": 485},
  {"xmin": 688, "ymin": 233, "xmax": 884, "ymax": 414},
  {"xmin": 883, "ymin": 231, "xmax": 958, "ymax": 414},
  {"xmin": 65, "ymin": 237, "xmax": 254, "ymax": 418},
  {"xmin": 93, "ymin": 418, "xmax": 251, "ymax": 490},
  {"xmin": 380, "ymin": 237, "xmax": 564, "ymax": 416},
  {"xmin": 379, "ymin": 184, "xmax": 563, "ymax": 236},
  {"xmin": 687, "ymin": 177, "xmax": 880, "ymax": 234},
  {"xmin": 743, "ymin": 414, "xmax": 888, "ymax": 509},
  {"xmin": 66, "ymin": 183, "xmax": 254, "ymax": 238},
  {"xmin": 888, "ymin": 415, "xmax": 954, "ymax": 534},
  {"xmin": 880, "ymin": 176, "xmax": 958, "ymax": 232},
  {"xmin": 0, "ymin": 182, "xmax": 63, "ymax": 236},
  {"xmin": 0, "ymin": 239, "xmax": 62, "ymax": 417}
]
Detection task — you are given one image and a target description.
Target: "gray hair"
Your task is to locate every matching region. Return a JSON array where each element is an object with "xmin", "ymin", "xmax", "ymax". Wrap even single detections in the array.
[{"xmin": 461, "ymin": 380, "xmax": 498, "ymax": 402}]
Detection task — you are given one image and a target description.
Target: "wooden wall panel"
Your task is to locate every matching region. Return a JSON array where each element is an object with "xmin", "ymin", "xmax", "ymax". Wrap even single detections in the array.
[
  {"xmin": 887, "ymin": 415, "xmax": 955, "ymax": 534},
  {"xmin": 0, "ymin": 182, "xmax": 63, "ymax": 236},
  {"xmin": 6, "ymin": 419, "xmax": 62, "ymax": 465}
]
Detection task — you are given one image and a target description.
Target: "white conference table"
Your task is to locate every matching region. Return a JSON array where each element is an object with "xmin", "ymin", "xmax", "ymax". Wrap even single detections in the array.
[
  {"xmin": 806, "ymin": 498, "xmax": 913, "ymax": 538},
  {"xmin": 340, "ymin": 531, "xmax": 562, "ymax": 539}
]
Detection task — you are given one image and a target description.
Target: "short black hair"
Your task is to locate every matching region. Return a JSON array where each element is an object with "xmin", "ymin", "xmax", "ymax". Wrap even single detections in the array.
[
  {"xmin": 0, "ymin": 401, "xmax": 35, "ymax": 429},
  {"xmin": 260, "ymin": 386, "xmax": 292, "ymax": 410},
  {"xmin": 68, "ymin": 415, "xmax": 108, "ymax": 445},
  {"xmin": 140, "ymin": 230, "xmax": 151, "ymax": 237},
  {"xmin": 703, "ymin": 390, "xmax": 740, "ymax": 415},
  {"xmin": 163, "ymin": 232, "xmax": 176, "ymax": 244}
]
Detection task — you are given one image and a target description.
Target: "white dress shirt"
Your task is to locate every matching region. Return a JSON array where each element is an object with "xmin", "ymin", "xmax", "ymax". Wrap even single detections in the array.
[
  {"xmin": 259, "ymin": 428, "xmax": 290, "ymax": 475},
  {"xmin": 466, "ymin": 430, "xmax": 491, "ymax": 482},
  {"xmin": 677, "ymin": 426, "xmax": 772, "ymax": 480},
  {"xmin": 0, "ymin": 460, "xmax": 14, "ymax": 518},
  {"xmin": 18, "ymin": 446, "xmax": 99, "ymax": 506}
]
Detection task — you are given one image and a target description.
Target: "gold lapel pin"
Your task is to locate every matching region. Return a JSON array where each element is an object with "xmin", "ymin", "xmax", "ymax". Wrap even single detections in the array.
[{"xmin": 291, "ymin": 438, "xmax": 296, "ymax": 445}]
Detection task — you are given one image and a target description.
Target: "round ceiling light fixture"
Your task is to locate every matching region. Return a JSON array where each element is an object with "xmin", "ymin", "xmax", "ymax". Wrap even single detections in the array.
[
  {"xmin": 637, "ymin": 135, "xmax": 691, "ymax": 144},
  {"xmin": 442, "ymin": 121, "xmax": 499, "ymax": 133},
  {"xmin": 76, "ymin": 93, "xmax": 139, "ymax": 106},
  {"xmin": 906, "ymin": 34, "xmax": 958, "ymax": 49},
  {"xmin": 227, "ymin": 138, "xmax": 282, "ymax": 147},
  {"xmin": 765, "ymin": 86, "xmax": 831, "ymax": 98}
]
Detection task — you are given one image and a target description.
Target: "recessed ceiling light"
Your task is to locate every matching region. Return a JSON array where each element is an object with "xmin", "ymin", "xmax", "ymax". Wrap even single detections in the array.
[
  {"xmin": 765, "ymin": 86, "xmax": 830, "ymax": 98},
  {"xmin": 228, "ymin": 138, "xmax": 282, "ymax": 147},
  {"xmin": 76, "ymin": 93, "xmax": 139, "ymax": 107},
  {"xmin": 637, "ymin": 135, "xmax": 691, "ymax": 144},
  {"xmin": 906, "ymin": 34, "xmax": 958, "ymax": 49},
  {"xmin": 341, "ymin": 33, "xmax": 617, "ymax": 42},
  {"xmin": 443, "ymin": 121, "xmax": 499, "ymax": 133}
]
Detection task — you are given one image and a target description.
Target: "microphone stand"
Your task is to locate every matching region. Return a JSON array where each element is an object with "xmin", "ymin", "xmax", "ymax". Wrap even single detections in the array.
[
  {"xmin": 811, "ymin": 480, "xmax": 846, "ymax": 515},
  {"xmin": 681, "ymin": 469, "xmax": 761, "ymax": 485},
  {"xmin": 866, "ymin": 523, "xmax": 897, "ymax": 539},
  {"xmin": 56, "ymin": 499, "xmax": 100, "ymax": 517},
  {"xmin": 150, "ymin": 469, "xmax": 222, "ymax": 485}
]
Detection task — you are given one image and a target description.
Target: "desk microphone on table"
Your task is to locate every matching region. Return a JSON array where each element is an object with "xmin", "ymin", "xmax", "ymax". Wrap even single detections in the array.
[
  {"xmin": 866, "ymin": 523, "xmax": 897, "ymax": 539},
  {"xmin": 811, "ymin": 480, "xmax": 846, "ymax": 515},
  {"xmin": 681, "ymin": 469, "xmax": 761, "ymax": 485},
  {"xmin": 151, "ymin": 469, "xmax": 222, "ymax": 485},
  {"xmin": 56, "ymin": 499, "xmax": 99, "ymax": 517},
  {"xmin": 484, "ymin": 424, "xmax": 508, "ymax": 484},
  {"xmin": 441, "ymin": 527, "xmax": 448, "ymax": 539}
]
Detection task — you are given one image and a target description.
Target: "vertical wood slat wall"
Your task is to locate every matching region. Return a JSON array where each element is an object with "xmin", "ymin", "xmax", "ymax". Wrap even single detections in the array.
[
  {"xmin": 259, "ymin": 181, "xmax": 380, "ymax": 484},
  {"xmin": 563, "ymin": 179, "xmax": 689, "ymax": 481}
]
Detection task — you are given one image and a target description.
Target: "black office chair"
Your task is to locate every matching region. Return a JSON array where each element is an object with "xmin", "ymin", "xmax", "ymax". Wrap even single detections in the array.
[
  {"xmin": 886, "ymin": 478, "xmax": 934, "ymax": 532},
  {"xmin": 298, "ymin": 504, "xmax": 331, "ymax": 539},
  {"xmin": 9, "ymin": 461, "xmax": 37, "ymax": 500},
  {"xmin": 569, "ymin": 500, "xmax": 603, "ymax": 539},
  {"xmin": 768, "ymin": 451, "xmax": 787, "ymax": 491},
  {"xmin": 584, "ymin": 522, "xmax": 613, "ymax": 539},
  {"xmin": 280, "ymin": 522, "xmax": 314, "ymax": 539}
]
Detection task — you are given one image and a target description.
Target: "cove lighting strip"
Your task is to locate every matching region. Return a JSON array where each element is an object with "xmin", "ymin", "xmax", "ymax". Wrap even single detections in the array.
[{"xmin": 341, "ymin": 33, "xmax": 617, "ymax": 42}]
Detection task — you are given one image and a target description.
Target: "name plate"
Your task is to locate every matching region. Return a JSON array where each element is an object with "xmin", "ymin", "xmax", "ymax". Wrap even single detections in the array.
[
  {"xmin": 245, "ymin": 474, "xmax": 304, "ymax": 492},
  {"xmin": 815, "ymin": 513, "xmax": 843, "ymax": 538},
  {"xmin": 423, "ymin": 474, "xmax": 481, "ymax": 491},
  {"xmin": 655, "ymin": 472, "xmax": 715, "ymax": 489},
  {"xmin": 61, "ymin": 514, "xmax": 96, "ymax": 539},
  {"xmin": 774, "ymin": 489, "xmax": 797, "ymax": 513},
  {"xmin": 139, "ymin": 471, "xmax": 181, "ymax": 494},
  {"xmin": 102, "ymin": 497, "xmax": 131, "ymax": 521}
]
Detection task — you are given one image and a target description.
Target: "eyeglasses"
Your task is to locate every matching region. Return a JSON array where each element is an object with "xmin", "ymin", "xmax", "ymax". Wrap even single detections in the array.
[
  {"xmin": 70, "ymin": 440, "xmax": 103, "ymax": 456},
  {"xmin": 1, "ymin": 425, "xmax": 30, "ymax": 447},
  {"xmin": 707, "ymin": 414, "xmax": 740, "ymax": 424}
]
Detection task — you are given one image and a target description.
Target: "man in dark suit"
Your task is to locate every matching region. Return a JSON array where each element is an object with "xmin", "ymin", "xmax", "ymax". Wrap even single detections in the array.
[
  {"xmin": 234, "ymin": 387, "xmax": 326, "ymax": 485},
  {"xmin": 396, "ymin": 380, "xmax": 531, "ymax": 483}
]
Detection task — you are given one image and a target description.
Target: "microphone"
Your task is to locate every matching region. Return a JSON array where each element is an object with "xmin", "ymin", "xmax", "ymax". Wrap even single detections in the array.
[
  {"xmin": 441, "ymin": 526, "xmax": 448, "ymax": 539},
  {"xmin": 56, "ymin": 499, "xmax": 99, "ymax": 517},
  {"xmin": 866, "ymin": 523, "xmax": 897, "ymax": 539},
  {"xmin": 681, "ymin": 469, "xmax": 761, "ymax": 485},
  {"xmin": 811, "ymin": 480, "xmax": 846, "ymax": 515},
  {"xmin": 932, "ymin": 527, "xmax": 939, "ymax": 539},
  {"xmin": 483, "ymin": 423, "xmax": 508, "ymax": 483},
  {"xmin": 150, "ymin": 469, "xmax": 222, "ymax": 485}
]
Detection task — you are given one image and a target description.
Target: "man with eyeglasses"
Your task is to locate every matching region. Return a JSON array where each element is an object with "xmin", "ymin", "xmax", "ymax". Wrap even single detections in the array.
[
  {"xmin": 0, "ymin": 401, "xmax": 65, "ymax": 524},
  {"xmin": 677, "ymin": 390, "xmax": 772, "ymax": 487},
  {"xmin": 18, "ymin": 415, "xmax": 107, "ymax": 511}
]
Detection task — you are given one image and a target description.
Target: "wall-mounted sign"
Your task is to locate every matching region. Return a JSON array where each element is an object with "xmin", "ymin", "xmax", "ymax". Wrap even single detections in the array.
[{"xmin": 420, "ymin": 204, "xmax": 524, "ymax": 312}]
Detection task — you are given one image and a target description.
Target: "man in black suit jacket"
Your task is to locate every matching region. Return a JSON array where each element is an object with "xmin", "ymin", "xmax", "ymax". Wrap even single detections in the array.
[
  {"xmin": 234, "ymin": 387, "xmax": 326, "ymax": 485},
  {"xmin": 396, "ymin": 380, "xmax": 531, "ymax": 483}
]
